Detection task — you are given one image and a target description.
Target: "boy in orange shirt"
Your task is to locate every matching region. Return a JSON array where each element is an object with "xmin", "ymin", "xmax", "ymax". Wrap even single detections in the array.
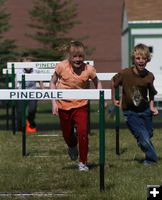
[{"xmin": 50, "ymin": 41, "xmax": 102, "ymax": 171}]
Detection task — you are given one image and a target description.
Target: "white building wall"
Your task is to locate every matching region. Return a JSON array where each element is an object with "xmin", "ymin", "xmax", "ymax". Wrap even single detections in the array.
[
  {"xmin": 122, "ymin": 9, "xmax": 128, "ymax": 32},
  {"xmin": 121, "ymin": 32, "xmax": 129, "ymax": 68},
  {"xmin": 134, "ymin": 37, "xmax": 162, "ymax": 95}
]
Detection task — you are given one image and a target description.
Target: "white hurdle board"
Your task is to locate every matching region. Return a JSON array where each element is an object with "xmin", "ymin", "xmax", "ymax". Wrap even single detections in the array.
[
  {"xmin": 3, "ymin": 60, "xmax": 116, "ymax": 89},
  {"xmin": 3, "ymin": 60, "xmax": 94, "ymax": 74},
  {"xmin": 0, "ymin": 89, "xmax": 111, "ymax": 100},
  {"xmin": 16, "ymin": 73, "xmax": 116, "ymax": 82},
  {"xmin": 3, "ymin": 88, "xmax": 158, "ymax": 102}
]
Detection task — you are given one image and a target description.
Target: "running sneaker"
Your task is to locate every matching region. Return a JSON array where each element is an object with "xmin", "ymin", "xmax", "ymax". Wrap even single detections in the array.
[{"xmin": 78, "ymin": 162, "xmax": 89, "ymax": 171}]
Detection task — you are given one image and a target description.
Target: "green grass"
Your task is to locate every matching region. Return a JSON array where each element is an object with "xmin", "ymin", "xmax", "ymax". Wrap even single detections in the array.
[
  {"xmin": 0, "ymin": 128, "xmax": 162, "ymax": 200},
  {"xmin": 0, "ymin": 101, "xmax": 162, "ymax": 199}
]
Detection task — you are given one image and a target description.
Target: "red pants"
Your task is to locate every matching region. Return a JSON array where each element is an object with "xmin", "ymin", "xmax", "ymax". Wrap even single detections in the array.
[{"xmin": 58, "ymin": 105, "xmax": 88, "ymax": 164}]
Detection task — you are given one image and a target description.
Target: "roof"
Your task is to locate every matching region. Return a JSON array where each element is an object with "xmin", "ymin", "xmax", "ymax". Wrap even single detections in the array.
[{"xmin": 124, "ymin": 0, "xmax": 162, "ymax": 21}]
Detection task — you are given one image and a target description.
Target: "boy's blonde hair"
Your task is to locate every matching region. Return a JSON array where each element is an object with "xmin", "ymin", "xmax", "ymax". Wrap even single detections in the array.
[{"xmin": 131, "ymin": 43, "xmax": 151, "ymax": 64}]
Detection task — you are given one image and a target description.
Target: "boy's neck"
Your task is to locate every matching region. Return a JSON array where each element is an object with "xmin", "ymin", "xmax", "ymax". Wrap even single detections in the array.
[{"xmin": 133, "ymin": 66, "xmax": 148, "ymax": 77}]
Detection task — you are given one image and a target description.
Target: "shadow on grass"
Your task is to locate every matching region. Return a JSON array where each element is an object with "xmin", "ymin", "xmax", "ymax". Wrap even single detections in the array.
[
  {"xmin": 105, "ymin": 183, "xmax": 116, "ymax": 191},
  {"xmin": 62, "ymin": 163, "xmax": 99, "ymax": 170},
  {"xmin": 119, "ymin": 147, "xmax": 128, "ymax": 155},
  {"xmin": 62, "ymin": 164, "xmax": 77, "ymax": 170},
  {"xmin": 1, "ymin": 118, "xmax": 162, "ymax": 131},
  {"xmin": 88, "ymin": 163, "xmax": 99, "ymax": 170}
]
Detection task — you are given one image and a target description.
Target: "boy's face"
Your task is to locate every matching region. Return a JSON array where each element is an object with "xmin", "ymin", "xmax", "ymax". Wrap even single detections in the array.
[
  {"xmin": 69, "ymin": 54, "xmax": 84, "ymax": 68},
  {"xmin": 134, "ymin": 54, "xmax": 147, "ymax": 71}
]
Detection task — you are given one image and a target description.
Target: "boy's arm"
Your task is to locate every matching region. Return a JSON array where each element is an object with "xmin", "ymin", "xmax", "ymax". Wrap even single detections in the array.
[
  {"xmin": 91, "ymin": 76, "xmax": 102, "ymax": 89},
  {"xmin": 148, "ymin": 79, "xmax": 158, "ymax": 115},
  {"xmin": 39, "ymin": 81, "xmax": 45, "ymax": 89},
  {"xmin": 50, "ymin": 72, "xmax": 59, "ymax": 115},
  {"xmin": 150, "ymin": 100, "xmax": 158, "ymax": 116},
  {"xmin": 111, "ymin": 79, "xmax": 120, "ymax": 107},
  {"xmin": 91, "ymin": 76, "xmax": 108, "ymax": 107}
]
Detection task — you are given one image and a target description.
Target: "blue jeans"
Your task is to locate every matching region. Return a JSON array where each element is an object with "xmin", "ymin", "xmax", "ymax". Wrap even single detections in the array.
[{"xmin": 123, "ymin": 108, "xmax": 158, "ymax": 162}]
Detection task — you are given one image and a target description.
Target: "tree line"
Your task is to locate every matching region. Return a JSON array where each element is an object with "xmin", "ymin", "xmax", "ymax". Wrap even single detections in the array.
[{"xmin": 0, "ymin": 0, "xmax": 80, "ymax": 70}]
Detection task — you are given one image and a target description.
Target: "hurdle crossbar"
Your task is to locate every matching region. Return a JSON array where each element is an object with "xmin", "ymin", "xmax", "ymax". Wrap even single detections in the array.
[
  {"xmin": 2, "ymin": 60, "xmax": 94, "ymax": 74},
  {"xmin": 0, "ymin": 88, "xmax": 106, "ymax": 191},
  {"xmin": 15, "ymin": 73, "xmax": 116, "ymax": 82},
  {"xmin": 0, "ymin": 89, "xmax": 112, "ymax": 100}
]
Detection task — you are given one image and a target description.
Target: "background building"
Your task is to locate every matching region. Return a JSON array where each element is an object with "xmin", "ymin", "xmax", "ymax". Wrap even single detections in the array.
[
  {"xmin": 122, "ymin": 0, "xmax": 162, "ymax": 95},
  {"xmin": 4, "ymin": 0, "xmax": 123, "ymax": 76}
]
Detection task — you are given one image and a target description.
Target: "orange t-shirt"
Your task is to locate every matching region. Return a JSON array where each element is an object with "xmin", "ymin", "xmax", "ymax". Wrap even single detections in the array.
[{"xmin": 55, "ymin": 60, "xmax": 97, "ymax": 110}]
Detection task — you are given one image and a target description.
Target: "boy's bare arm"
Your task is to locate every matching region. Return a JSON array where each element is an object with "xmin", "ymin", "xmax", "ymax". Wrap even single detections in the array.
[
  {"xmin": 39, "ymin": 81, "xmax": 45, "ymax": 89},
  {"xmin": 150, "ymin": 100, "xmax": 158, "ymax": 116},
  {"xmin": 111, "ymin": 79, "xmax": 120, "ymax": 107},
  {"xmin": 50, "ymin": 72, "xmax": 59, "ymax": 115},
  {"xmin": 92, "ymin": 76, "xmax": 102, "ymax": 89}
]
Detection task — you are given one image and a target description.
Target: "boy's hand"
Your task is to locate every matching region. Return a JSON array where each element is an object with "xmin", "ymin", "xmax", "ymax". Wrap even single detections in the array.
[
  {"xmin": 150, "ymin": 106, "xmax": 159, "ymax": 116},
  {"xmin": 112, "ymin": 99, "xmax": 120, "ymax": 107},
  {"xmin": 52, "ymin": 101, "xmax": 59, "ymax": 115},
  {"xmin": 104, "ymin": 101, "xmax": 108, "ymax": 108}
]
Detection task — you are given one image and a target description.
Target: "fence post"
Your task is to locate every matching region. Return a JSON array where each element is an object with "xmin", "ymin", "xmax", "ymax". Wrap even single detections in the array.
[
  {"xmin": 22, "ymin": 75, "xmax": 26, "ymax": 156},
  {"xmin": 99, "ymin": 90, "xmax": 105, "ymax": 192},
  {"xmin": 115, "ymin": 86, "xmax": 120, "ymax": 155}
]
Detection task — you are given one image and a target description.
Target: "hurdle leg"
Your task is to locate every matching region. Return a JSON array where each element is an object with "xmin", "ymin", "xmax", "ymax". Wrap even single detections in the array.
[
  {"xmin": 22, "ymin": 75, "xmax": 27, "ymax": 156},
  {"xmin": 11, "ymin": 101, "xmax": 16, "ymax": 135},
  {"xmin": 5, "ymin": 71, "xmax": 10, "ymax": 130},
  {"xmin": 87, "ymin": 80, "xmax": 91, "ymax": 134},
  {"xmin": 115, "ymin": 87, "xmax": 120, "ymax": 155},
  {"xmin": 22, "ymin": 100, "xmax": 27, "ymax": 156},
  {"xmin": 99, "ymin": 90, "xmax": 105, "ymax": 192},
  {"xmin": 115, "ymin": 124, "xmax": 120, "ymax": 155},
  {"xmin": 11, "ymin": 65, "xmax": 16, "ymax": 134},
  {"xmin": 6, "ymin": 101, "xmax": 10, "ymax": 130}
]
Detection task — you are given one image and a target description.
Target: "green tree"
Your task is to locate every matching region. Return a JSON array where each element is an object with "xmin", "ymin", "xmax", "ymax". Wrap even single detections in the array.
[
  {"xmin": 27, "ymin": 0, "xmax": 79, "ymax": 61},
  {"xmin": 0, "ymin": 0, "xmax": 17, "ymax": 69}
]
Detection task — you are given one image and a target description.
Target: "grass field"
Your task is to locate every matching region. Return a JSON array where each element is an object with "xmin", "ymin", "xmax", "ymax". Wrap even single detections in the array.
[
  {"xmin": 0, "ymin": 128, "xmax": 162, "ymax": 200},
  {"xmin": 0, "ymin": 101, "xmax": 162, "ymax": 199}
]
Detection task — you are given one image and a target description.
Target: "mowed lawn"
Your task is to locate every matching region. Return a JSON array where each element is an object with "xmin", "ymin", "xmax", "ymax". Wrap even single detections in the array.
[{"xmin": 0, "ymin": 127, "xmax": 162, "ymax": 200}]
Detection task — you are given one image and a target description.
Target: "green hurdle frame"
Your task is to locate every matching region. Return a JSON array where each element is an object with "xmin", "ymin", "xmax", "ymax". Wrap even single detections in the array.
[
  {"xmin": 5, "ymin": 69, "xmax": 10, "ymax": 130},
  {"xmin": 19, "ymin": 80, "xmax": 107, "ymax": 191},
  {"xmin": 115, "ymin": 87, "xmax": 120, "ymax": 155},
  {"xmin": 5, "ymin": 64, "xmax": 16, "ymax": 134},
  {"xmin": 99, "ymin": 90, "xmax": 105, "ymax": 191},
  {"xmin": 4, "ymin": 70, "xmax": 121, "ymax": 192},
  {"xmin": 11, "ymin": 64, "xmax": 16, "ymax": 135},
  {"xmin": 22, "ymin": 75, "xmax": 27, "ymax": 156},
  {"xmin": 99, "ymin": 88, "xmax": 120, "ymax": 191}
]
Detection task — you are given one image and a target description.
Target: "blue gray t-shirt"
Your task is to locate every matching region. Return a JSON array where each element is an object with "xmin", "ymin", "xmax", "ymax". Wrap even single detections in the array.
[{"xmin": 17, "ymin": 68, "xmax": 37, "ymax": 89}]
